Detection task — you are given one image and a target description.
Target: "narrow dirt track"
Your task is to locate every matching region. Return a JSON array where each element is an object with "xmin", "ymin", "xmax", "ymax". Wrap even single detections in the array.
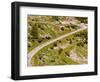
[{"xmin": 28, "ymin": 25, "xmax": 87, "ymax": 66}]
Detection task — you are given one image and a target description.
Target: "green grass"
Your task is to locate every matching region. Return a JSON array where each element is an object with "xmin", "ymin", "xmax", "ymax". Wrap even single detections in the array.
[
  {"xmin": 31, "ymin": 42, "xmax": 79, "ymax": 66},
  {"xmin": 76, "ymin": 46, "xmax": 87, "ymax": 58},
  {"xmin": 30, "ymin": 29, "xmax": 88, "ymax": 66},
  {"xmin": 28, "ymin": 16, "xmax": 88, "ymax": 66},
  {"xmin": 27, "ymin": 16, "xmax": 82, "ymax": 52}
]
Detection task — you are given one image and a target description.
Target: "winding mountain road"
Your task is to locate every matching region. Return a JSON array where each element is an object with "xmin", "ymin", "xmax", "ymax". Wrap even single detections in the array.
[{"xmin": 28, "ymin": 24, "xmax": 87, "ymax": 66}]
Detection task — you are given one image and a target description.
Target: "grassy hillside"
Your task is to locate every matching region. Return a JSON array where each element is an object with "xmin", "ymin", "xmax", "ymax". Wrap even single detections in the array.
[
  {"xmin": 31, "ymin": 29, "xmax": 88, "ymax": 66},
  {"xmin": 27, "ymin": 15, "xmax": 88, "ymax": 66},
  {"xmin": 28, "ymin": 16, "xmax": 83, "ymax": 52}
]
